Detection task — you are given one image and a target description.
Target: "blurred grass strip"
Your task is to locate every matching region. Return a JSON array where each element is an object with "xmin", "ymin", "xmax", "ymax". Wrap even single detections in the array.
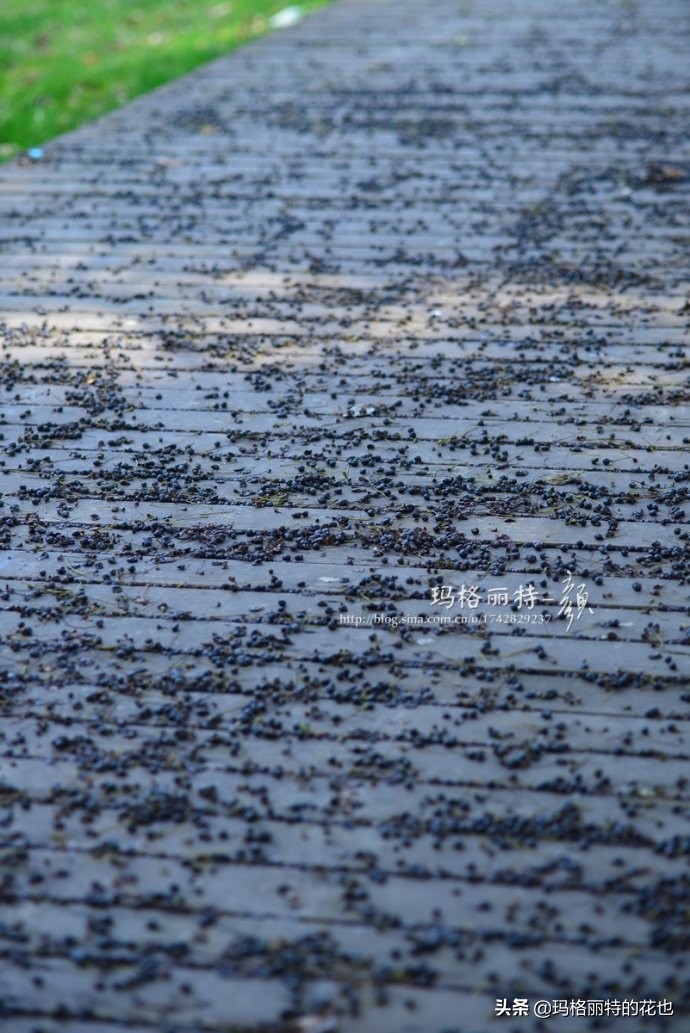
[{"xmin": 0, "ymin": 0, "xmax": 329, "ymax": 161}]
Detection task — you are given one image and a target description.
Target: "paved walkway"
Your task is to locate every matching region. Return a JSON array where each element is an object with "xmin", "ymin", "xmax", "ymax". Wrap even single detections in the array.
[{"xmin": 1, "ymin": 0, "xmax": 689, "ymax": 1030}]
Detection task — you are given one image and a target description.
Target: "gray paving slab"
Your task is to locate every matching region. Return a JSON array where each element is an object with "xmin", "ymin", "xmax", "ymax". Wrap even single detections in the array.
[{"xmin": 1, "ymin": 0, "xmax": 689, "ymax": 1031}]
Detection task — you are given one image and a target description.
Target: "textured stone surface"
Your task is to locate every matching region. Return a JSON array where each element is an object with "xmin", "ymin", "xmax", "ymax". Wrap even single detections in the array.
[{"xmin": 0, "ymin": 0, "xmax": 689, "ymax": 1030}]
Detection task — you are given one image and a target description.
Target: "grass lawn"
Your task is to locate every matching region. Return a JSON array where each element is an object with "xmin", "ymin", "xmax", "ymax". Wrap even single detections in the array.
[{"xmin": 0, "ymin": 0, "xmax": 330, "ymax": 161}]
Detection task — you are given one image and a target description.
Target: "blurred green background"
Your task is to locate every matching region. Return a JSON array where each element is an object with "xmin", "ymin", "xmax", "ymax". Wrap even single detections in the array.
[{"xmin": 0, "ymin": 1, "xmax": 329, "ymax": 161}]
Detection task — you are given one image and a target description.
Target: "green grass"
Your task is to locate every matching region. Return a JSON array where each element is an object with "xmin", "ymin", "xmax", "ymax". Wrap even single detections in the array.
[{"xmin": 0, "ymin": 0, "xmax": 329, "ymax": 161}]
